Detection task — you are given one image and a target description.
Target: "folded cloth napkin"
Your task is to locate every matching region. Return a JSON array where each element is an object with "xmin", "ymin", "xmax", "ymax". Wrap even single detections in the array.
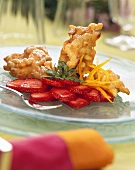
[{"xmin": 0, "ymin": 128, "xmax": 114, "ymax": 170}]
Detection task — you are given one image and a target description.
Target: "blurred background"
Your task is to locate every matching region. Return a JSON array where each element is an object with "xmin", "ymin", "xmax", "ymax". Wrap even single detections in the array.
[
  {"xmin": 0, "ymin": 0, "xmax": 135, "ymax": 60},
  {"xmin": 45, "ymin": 0, "xmax": 121, "ymax": 45},
  {"xmin": 0, "ymin": 0, "xmax": 120, "ymax": 46}
]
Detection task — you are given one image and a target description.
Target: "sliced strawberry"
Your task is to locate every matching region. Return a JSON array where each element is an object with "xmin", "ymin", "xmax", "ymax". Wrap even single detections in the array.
[
  {"xmin": 68, "ymin": 85, "xmax": 92, "ymax": 94},
  {"xmin": 66, "ymin": 97, "xmax": 90, "ymax": 108},
  {"xmin": 51, "ymin": 87, "xmax": 76, "ymax": 102},
  {"xmin": 83, "ymin": 89, "xmax": 101, "ymax": 102},
  {"xmin": 30, "ymin": 91, "xmax": 56, "ymax": 102},
  {"xmin": 42, "ymin": 78, "xmax": 64, "ymax": 87},
  {"xmin": 60, "ymin": 79, "xmax": 80, "ymax": 86},
  {"xmin": 6, "ymin": 79, "xmax": 24, "ymax": 91},
  {"xmin": 20, "ymin": 78, "xmax": 48, "ymax": 93},
  {"xmin": 100, "ymin": 93, "xmax": 114, "ymax": 102}
]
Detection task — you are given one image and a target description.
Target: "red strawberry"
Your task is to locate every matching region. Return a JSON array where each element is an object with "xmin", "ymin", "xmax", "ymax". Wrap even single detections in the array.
[
  {"xmin": 66, "ymin": 97, "xmax": 90, "ymax": 108},
  {"xmin": 42, "ymin": 78, "xmax": 64, "ymax": 87},
  {"xmin": 83, "ymin": 89, "xmax": 101, "ymax": 102},
  {"xmin": 20, "ymin": 78, "xmax": 48, "ymax": 92},
  {"xmin": 30, "ymin": 91, "xmax": 56, "ymax": 102},
  {"xmin": 51, "ymin": 87, "xmax": 76, "ymax": 102},
  {"xmin": 68, "ymin": 85, "xmax": 92, "ymax": 94},
  {"xmin": 6, "ymin": 79, "xmax": 24, "ymax": 91},
  {"xmin": 100, "ymin": 93, "xmax": 114, "ymax": 102},
  {"xmin": 60, "ymin": 79, "xmax": 80, "ymax": 86}
]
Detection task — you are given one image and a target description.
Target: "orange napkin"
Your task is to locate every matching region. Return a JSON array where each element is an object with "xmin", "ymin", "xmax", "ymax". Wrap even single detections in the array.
[{"xmin": 0, "ymin": 128, "xmax": 114, "ymax": 170}]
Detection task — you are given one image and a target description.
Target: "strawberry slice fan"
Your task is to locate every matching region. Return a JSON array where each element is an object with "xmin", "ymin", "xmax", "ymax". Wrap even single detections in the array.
[{"xmin": 0, "ymin": 129, "xmax": 114, "ymax": 170}]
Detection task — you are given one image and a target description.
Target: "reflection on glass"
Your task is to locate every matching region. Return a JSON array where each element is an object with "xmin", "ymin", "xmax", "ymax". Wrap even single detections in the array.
[{"xmin": 104, "ymin": 0, "xmax": 135, "ymax": 51}]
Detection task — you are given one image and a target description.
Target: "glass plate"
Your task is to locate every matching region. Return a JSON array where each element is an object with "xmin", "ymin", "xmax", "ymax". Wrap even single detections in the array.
[{"xmin": 0, "ymin": 46, "xmax": 135, "ymax": 143}]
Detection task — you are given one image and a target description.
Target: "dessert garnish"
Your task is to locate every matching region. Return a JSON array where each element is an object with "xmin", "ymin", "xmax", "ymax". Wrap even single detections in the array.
[{"xmin": 44, "ymin": 60, "xmax": 82, "ymax": 82}]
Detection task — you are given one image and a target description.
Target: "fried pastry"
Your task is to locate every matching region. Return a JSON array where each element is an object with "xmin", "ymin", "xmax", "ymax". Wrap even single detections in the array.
[
  {"xmin": 93, "ymin": 68, "xmax": 130, "ymax": 97},
  {"xmin": 59, "ymin": 23, "xmax": 103, "ymax": 70},
  {"xmin": 102, "ymin": 69, "xmax": 130, "ymax": 97},
  {"xmin": 3, "ymin": 45, "xmax": 53, "ymax": 79}
]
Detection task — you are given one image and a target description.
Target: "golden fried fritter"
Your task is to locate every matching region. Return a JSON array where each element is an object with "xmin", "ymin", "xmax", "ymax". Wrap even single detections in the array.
[
  {"xmin": 89, "ymin": 66, "xmax": 130, "ymax": 97},
  {"xmin": 59, "ymin": 23, "xmax": 103, "ymax": 69},
  {"xmin": 101, "ymin": 69, "xmax": 130, "ymax": 97},
  {"xmin": 3, "ymin": 45, "xmax": 53, "ymax": 79}
]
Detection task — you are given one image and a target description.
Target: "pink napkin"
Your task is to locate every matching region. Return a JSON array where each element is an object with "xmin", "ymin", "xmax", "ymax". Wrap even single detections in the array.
[
  {"xmin": 10, "ymin": 134, "xmax": 72, "ymax": 170},
  {"xmin": 0, "ymin": 128, "xmax": 114, "ymax": 170}
]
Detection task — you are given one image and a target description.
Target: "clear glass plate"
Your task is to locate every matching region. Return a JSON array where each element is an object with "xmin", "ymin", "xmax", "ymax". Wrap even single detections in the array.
[{"xmin": 0, "ymin": 46, "xmax": 135, "ymax": 143}]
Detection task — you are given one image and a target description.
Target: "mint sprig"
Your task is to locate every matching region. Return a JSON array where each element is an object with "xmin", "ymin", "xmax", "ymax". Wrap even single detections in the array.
[{"xmin": 44, "ymin": 61, "xmax": 83, "ymax": 82}]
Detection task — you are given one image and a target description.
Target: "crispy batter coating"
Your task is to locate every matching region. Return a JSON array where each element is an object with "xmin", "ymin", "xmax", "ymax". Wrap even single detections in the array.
[
  {"xmin": 59, "ymin": 23, "xmax": 103, "ymax": 69},
  {"xmin": 104, "ymin": 70, "xmax": 130, "ymax": 97},
  {"xmin": 3, "ymin": 45, "xmax": 53, "ymax": 79},
  {"xmin": 94, "ymin": 69, "xmax": 130, "ymax": 97}
]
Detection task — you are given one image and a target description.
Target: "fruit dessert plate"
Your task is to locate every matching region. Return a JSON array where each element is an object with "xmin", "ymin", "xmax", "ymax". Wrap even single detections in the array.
[
  {"xmin": 0, "ymin": 48, "xmax": 135, "ymax": 143},
  {"xmin": 0, "ymin": 23, "xmax": 135, "ymax": 142}
]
